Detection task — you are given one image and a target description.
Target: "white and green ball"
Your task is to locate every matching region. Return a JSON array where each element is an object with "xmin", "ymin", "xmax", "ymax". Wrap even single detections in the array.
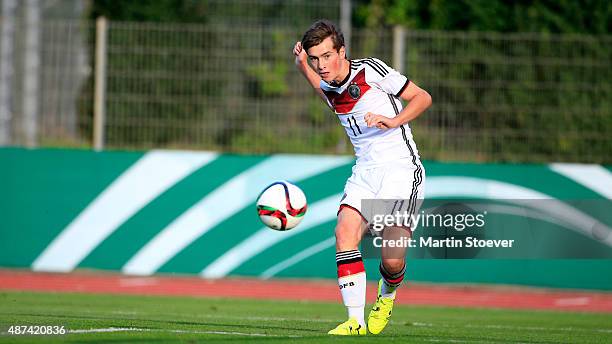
[{"xmin": 256, "ymin": 181, "xmax": 307, "ymax": 231}]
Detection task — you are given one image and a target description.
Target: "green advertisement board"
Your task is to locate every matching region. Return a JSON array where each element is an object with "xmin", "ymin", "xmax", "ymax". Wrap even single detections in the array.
[{"xmin": 1, "ymin": 148, "xmax": 611, "ymax": 290}]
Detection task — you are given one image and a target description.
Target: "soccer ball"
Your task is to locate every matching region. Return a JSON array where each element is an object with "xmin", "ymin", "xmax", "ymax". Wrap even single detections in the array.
[{"xmin": 256, "ymin": 181, "xmax": 307, "ymax": 231}]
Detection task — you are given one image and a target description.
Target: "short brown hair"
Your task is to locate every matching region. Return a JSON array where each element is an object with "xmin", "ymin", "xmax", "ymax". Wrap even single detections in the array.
[{"xmin": 301, "ymin": 19, "xmax": 345, "ymax": 52}]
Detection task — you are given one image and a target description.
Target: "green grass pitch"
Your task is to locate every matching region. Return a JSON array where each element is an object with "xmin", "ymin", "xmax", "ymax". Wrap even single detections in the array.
[{"xmin": 1, "ymin": 291, "xmax": 611, "ymax": 343}]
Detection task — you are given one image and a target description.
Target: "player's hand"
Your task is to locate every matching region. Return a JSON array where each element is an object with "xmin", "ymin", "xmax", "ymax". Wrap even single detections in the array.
[
  {"xmin": 293, "ymin": 41, "xmax": 308, "ymax": 66},
  {"xmin": 365, "ymin": 112, "xmax": 399, "ymax": 129}
]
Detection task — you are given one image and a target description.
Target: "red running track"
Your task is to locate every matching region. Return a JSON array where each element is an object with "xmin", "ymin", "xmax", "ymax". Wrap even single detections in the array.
[{"xmin": 1, "ymin": 269, "xmax": 611, "ymax": 313}]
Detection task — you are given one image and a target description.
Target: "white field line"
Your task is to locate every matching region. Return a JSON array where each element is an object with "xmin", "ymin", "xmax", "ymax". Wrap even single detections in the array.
[
  {"xmin": 69, "ymin": 327, "xmax": 144, "ymax": 334},
  {"xmin": 423, "ymin": 339, "xmax": 486, "ymax": 344},
  {"xmin": 102, "ymin": 310, "xmax": 612, "ymax": 334},
  {"xmin": 0, "ymin": 325, "xmax": 549, "ymax": 344},
  {"xmin": 61, "ymin": 327, "xmax": 512, "ymax": 344},
  {"xmin": 68, "ymin": 327, "xmax": 299, "ymax": 337},
  {"xmin": 13, "ymin": 309, "xmax": 609, "ymax": 336}
]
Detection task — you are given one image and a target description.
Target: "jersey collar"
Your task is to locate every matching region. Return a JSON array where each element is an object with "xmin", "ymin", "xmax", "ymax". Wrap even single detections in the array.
[{"xmin": 327, "ymin": 60, "xmax": 352, "ymax": 88}]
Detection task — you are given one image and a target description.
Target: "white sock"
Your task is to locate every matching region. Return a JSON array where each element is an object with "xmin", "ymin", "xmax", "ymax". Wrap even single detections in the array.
[
  {"xmin": 380, "ymin": 280, "xmax": 398, "ymax": 298},
  {"xmin": 336, "ymin": 250, "xmax": 366, "ymax": 327},
  {"xmin": 348, "ymin": 305, "xmax": 365, "ymax": 326}
]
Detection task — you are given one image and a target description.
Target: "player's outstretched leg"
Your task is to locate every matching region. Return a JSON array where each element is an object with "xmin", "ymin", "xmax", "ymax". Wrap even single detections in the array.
[
  {"xmin": 368, "ymin": 259, "xmax": 405, "ymax": 334},
  {"xmin": 328, "ymin": 207, "xmax": 367, "ymax": 336}
]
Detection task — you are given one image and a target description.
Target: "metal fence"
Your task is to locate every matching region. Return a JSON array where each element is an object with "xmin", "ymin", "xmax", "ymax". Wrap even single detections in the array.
[
  {"xmin": 1, "ymin": 13, "xmax": 610, "ymax": 163},
  {"xmin": 401, "ymin": 30, "xmax": 611, "ymax": 163}
]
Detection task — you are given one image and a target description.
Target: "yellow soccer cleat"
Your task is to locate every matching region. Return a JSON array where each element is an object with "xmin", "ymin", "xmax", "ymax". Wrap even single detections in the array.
[
  {"xmin": 367, "ymin": 279, "xmax": 395, "ymax": 334},
  {"xmin": 327, "ymin": 317, "xmax": 367, "ymax": 336}
]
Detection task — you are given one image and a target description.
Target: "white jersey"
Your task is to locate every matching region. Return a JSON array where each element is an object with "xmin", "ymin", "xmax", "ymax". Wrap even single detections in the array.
[{"xmin": 320, "ymin": 57, "xmax": 421, "ymax": 168}]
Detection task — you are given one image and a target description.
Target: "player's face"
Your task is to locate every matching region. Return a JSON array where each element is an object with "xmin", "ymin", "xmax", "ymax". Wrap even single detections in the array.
[{"xmin": 306, "ymin": 36, "xmax": 346, "ymax": 83}]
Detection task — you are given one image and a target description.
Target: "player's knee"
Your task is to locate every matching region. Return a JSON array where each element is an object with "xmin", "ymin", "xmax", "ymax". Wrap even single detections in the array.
[
  {"xmin": 335, "ymin": 222, "xmax": 360, "ymax": 251},
  {"xmin": 381, "ymin": 258, "xmax": 405, "ymax": 274}
]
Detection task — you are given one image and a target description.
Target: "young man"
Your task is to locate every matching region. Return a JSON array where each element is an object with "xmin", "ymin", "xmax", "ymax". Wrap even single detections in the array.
[{"xmin": 293, "ymin": 20, "xmax": 431, "ymax": 335}]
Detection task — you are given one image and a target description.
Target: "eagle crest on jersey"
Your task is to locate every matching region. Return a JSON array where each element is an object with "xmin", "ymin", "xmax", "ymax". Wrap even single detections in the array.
[
  {"xmin": 322, "ymin": 68, "xmax": 371, "ymax": 113},
  {"xmin": 348, "ymin": 83, "xmax": 360, "ymax": 99}
]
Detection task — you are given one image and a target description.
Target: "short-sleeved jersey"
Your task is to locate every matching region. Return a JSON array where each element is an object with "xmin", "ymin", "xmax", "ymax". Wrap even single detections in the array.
[{"xmin": 320, "ymin": 57, "xmax": 421, "ymax": 168}]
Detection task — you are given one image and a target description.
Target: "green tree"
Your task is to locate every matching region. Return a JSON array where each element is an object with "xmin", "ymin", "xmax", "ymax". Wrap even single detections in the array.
[
  {"xmin": 356, "ymin": 0, "xmax": 612, "ymax": 34},
  {"xmin": 90, "ymin": 0, "xmax": 209, "ymax": 23}
]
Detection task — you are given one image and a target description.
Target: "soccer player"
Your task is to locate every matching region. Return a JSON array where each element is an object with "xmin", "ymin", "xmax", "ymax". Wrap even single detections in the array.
[{"xmin": 293, "ymin": 20, "xmax": 431, "ymax": 335}]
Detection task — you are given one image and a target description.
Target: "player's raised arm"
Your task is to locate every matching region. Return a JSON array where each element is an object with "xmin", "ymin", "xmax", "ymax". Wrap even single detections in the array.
[{"xmin": 293, "ymin": 41, "xmax": 332, "ymax": 109}]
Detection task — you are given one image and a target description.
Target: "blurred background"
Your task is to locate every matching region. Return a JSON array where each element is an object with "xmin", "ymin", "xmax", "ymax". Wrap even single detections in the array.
[
  {"xmin": 1, "ymin": 0, "xmax": 611, "ymax": 292},
  {"xmin": 1, "ymin": 0, "xmax": 609, "ymax": 162}
]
